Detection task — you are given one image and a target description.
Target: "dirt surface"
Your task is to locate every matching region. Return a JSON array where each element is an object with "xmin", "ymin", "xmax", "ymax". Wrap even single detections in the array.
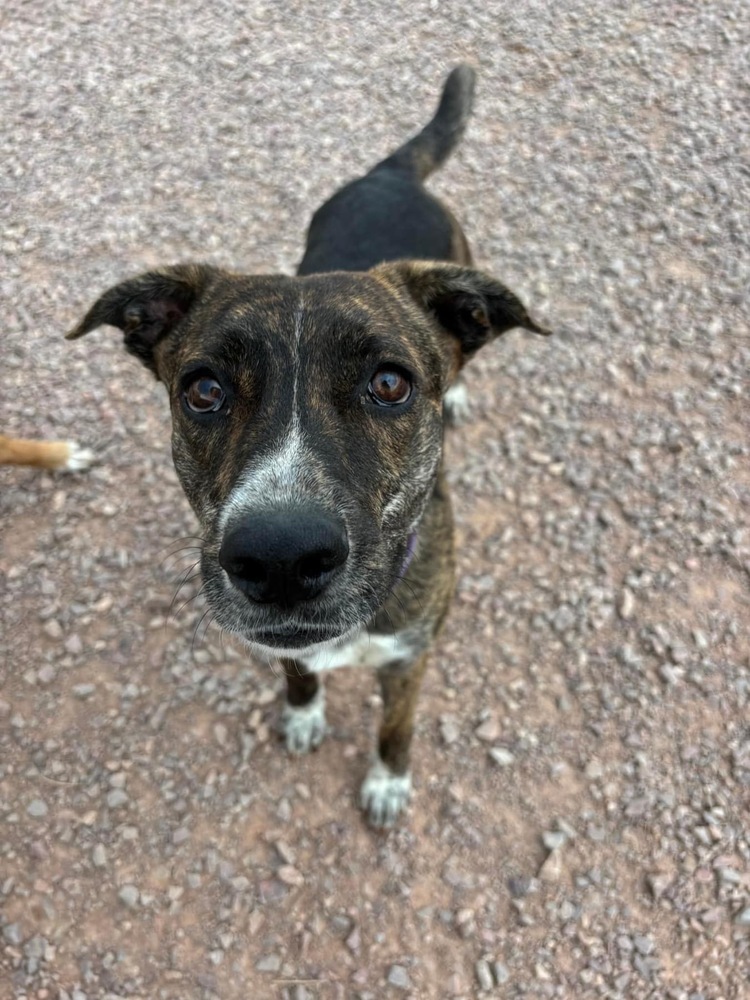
[{"xmin": 1, "ymin": 2, "xmax": 749, "ymax": 998}]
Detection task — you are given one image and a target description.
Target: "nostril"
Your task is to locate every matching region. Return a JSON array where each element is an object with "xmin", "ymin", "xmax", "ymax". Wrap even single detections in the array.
[
  {"xmin": 297, "ymin": 547, "xmax": 342, "ymax": 581},
  {"xmin": 224, "ymin": 555, "xmax": 267, "ymax": 585}
]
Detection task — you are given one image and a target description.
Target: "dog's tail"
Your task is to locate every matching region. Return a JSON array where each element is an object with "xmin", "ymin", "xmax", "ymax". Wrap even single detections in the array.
[{"xmin": 373, "ymin": 64, "xmax": 476, "ymax": 182}]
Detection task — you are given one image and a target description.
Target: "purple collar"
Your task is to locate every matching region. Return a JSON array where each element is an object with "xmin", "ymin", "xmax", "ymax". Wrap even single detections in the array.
[{"xmin": 398, "ymin": 532, "xmax": 419, "ymax": 579}]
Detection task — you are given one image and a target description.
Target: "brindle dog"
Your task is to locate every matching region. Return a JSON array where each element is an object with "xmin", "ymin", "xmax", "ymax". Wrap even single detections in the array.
[{"xmin": 67, "ymin": 66, "xmax": 550, "ymax": 826}]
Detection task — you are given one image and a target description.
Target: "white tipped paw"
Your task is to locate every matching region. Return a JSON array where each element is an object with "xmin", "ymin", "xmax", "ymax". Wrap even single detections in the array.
[
  {"xmin": 281, "ymin": 689, "xmax": 327, "ymax": 755},
  {"xmin": 443, "ymin": 381, "xmax": 471, "ymax": 427},
  {"xmin": 360, "ymin": 760, "xmax": 412, "ymax": 828},
  {"xmin": 62, "ymin": 442, "xmax": 95, "ymax": 471}
]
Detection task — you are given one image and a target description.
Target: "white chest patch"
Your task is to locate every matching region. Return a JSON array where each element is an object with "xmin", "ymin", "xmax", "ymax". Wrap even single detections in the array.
[{"xmin": 298, "ymin": 629, "xmax": 414, "ymax": 674}]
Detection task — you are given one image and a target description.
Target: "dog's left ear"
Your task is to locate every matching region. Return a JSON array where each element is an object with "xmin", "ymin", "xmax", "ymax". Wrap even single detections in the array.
[
  {"xmin": 374, "ymin": 261, "xmax": 551, "ymax": 360},
  {"xmin": 66, "ymin": 264, "xmax": 218, "ymax": 376}
]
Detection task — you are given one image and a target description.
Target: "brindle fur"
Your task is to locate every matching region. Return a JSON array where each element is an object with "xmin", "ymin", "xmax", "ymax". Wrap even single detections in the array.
[{"xmin": 67, "ymin": 66, "xmax": 550, "ymax": 827}]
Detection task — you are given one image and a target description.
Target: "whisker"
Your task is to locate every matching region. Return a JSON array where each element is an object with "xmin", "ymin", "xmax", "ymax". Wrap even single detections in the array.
[
  {"xmin": 168, "ymin": 561, "xmax": 201, "ymax": 610},
  {"xmin": 171, "ymin": 579, "xmax": 206, "ymax": 622},
  {"xmin": 157, "ymin": 533, "xmax": 206, "ymax": 569},
  {"xmin": 191, "ymin": 608, "xmax": 214, "ymax": 653}
]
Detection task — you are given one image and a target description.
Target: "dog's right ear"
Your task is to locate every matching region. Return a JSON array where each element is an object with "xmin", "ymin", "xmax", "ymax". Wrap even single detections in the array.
[{"xmin": 66, "ymin": 264, "xmax": 218, "ymax": 376}]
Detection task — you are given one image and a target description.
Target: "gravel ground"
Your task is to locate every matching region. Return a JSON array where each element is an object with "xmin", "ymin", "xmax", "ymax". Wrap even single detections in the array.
[{"xmin": 1, "ymin": 1, "xmax": 749, "ymax": 997}]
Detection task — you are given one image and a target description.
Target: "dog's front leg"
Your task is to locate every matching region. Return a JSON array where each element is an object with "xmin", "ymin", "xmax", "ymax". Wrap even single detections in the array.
[
  {"xmin": 361, "ymin": 653, "xmax": 428, "ymax": 828},
  {"xmin": 280, "ymin": 666, "xmax": 327, "ymax": 754}
]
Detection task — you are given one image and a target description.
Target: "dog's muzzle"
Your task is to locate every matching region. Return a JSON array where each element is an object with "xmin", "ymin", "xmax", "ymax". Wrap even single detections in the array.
[{"xmin": 218, "ymin": 507, "xmax": 349, "ymax": 609}]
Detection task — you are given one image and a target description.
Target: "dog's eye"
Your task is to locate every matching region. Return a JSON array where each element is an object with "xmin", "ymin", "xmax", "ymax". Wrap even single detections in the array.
[
  {"xmin": 184, "ymin": 376, "xmax": 226, "ymax": 413},
  {"xmin": 368, "ymin": 369, "xmax": 412, "ymax": 407}
]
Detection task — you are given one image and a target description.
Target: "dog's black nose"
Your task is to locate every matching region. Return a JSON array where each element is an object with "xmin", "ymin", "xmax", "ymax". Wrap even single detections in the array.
[{"xmin": 219, "ymin": 509, "xmax": 349, "ymax": 607}]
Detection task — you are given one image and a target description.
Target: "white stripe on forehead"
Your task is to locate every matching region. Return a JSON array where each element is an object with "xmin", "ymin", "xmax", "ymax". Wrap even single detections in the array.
[{"xmin": 218, "ymin": 290, "xmax": 320, "ymax": 531}]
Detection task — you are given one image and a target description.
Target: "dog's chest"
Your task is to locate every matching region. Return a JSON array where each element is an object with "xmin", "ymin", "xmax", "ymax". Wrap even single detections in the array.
[{"xmin": 298, "ymin": 628, "xmax": 414, "ymax": 674}]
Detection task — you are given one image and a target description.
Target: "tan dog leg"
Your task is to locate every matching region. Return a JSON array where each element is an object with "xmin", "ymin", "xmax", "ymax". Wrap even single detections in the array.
[{"xmin": 0, "ymin": 435, "xmax": 93, "ymax": 470}]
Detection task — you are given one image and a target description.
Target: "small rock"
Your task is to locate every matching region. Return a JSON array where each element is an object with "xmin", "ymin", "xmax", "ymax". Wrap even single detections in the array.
[
  {"xmin": 273, "ymin": 840, "xmax": 296, "ymax": 865},
  {"xmin": 92, "ymin": 844, "xmax": 107, "ymax": 867},
  {"xmin": 72, "ymin": 683, "xmax": 96, "ymax": 699},
  {"xmin": 2, "ymin": 923, "xmax": 22, "ymax": 945},
  {"xmin": 493, "ymin": 962, "xmax": 510, "ymax": 984},
  {"xmin": 508, "ymin": 874, "xmax": 534, "ymax": 898},
  {"xmin": 345, "ymin": 926, "xmax": 361, "ymax": 952},
  {"xmin": 37, "ymin": 664, "xmax": 56, "ymax": 685},
  {"xmin": 488, "ymin": 747, "xmax": 515, "ymax": 767},
  {"xmin": 584, "ymin": 759, "xmax": 603, "ymax": 779},
  {"xmin": 475, "ymin": 717, "xmax": 500, "ymax": 742},
  {"xmin": 118, "ymin": 884, "xmax": 139, "ymax": 908},
  {"xmin": 633, "ymin": 934, "xmax": 654, "ymax": 956},
  {"xmin": 733, "ymin": 907, "xmax": 750, "ymax": 926},
  {"xmin": 43, "ymin": 619, "xmax": 63, "ymax": 639},
  {"xmin": 27, "ymin": 799, "xmax": 48, "ymax": 818},
  {"xmin": 256, "ymin": 954, "xmax": 282, "ymax": 973},
  {"xmin": 387, "ymin": 964, "xmax": 411, "ymax": 990},
  {"xmin": 278, "ymin": 865, "xmax": 304, "ymax": 887},
  {"xmin": 538, "ymin": 850, "xmax": 563, "ymax": 883},
  {"xmin": 658, "ymin": 663, "xmax": 683, "ymax": 685},
  {"xmin": 64, "ymin": 634, "xmax": 83, "ymax": 655},
  {"xmin": 439, "ymin": 715, "xmax": 460, "ymax": 745},
  {"xmin": 552, "ymin": 605, "xmax": 575, "ymax": 633},
  {"xmin": 618, "ymin": 587, "xmax": 635, "ymax": 620},
  {"xmin": 476, "ymin": 959, "xmax": 494, "ymax": 991},
  {"xmin": 106, "ymin": 789, "xmax": 128, "ymax": 809},
  {"xmin": 646, "ymin": 872, "xmax": 671, "ymax": 900},
  {"xmin": 542, "ymin": 830, "xmax": 567, "ymax": 851}
]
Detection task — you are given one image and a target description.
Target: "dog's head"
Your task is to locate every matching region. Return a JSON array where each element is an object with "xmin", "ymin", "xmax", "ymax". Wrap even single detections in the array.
[{"xmin": 68, "ymin": 262, "xmax": 548, "ymax": 656}]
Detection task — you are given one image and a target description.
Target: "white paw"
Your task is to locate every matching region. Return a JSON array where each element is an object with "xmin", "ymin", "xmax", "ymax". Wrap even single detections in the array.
[
  {"xmin": 281, "ymin": 688, "xmax": 327, "ymax": 755},
  {"xmin": 359, "ymin": 760, "xmax": 412, "ymax": 828},
  {"xmin": 63, "ymin": 442, "xmax": 95, "ymax": 471},
  {"xmin": 443, "ymin": 381, "xmax": 471, "ymax": 426}
]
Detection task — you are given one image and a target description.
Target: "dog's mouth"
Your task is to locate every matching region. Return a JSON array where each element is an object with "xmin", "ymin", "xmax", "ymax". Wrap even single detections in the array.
[{"xmin": 249, "ymin": 624, "xmax": 345, "ymax": 649}]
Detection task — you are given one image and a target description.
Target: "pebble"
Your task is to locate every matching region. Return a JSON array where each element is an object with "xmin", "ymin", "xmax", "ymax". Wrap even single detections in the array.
[
  {"xmin": 37, "ymin": 664, "xmax": 56, "ymax": 685},
  {"xmin": 440, "ymin": 715, "xmax": 461, "ymax": 744},
  {"xmin": 476, "ymin": 959, "xmax": 494, "ymax": 991},
  {"xmin": 538, "ymin": 850, "xmax": 563, "ymax": 883},
  {"xmin": 92, "ymin": 844, "xmax": 107, "ymax": 867},
  {"xmin": 42, "ymin": 619, "xmax": 63, "ymax": 639},
  {"xmin": 488, "ymin": 747, "xmax": 515, "ymax": 767},
  {"xmin": 386, "ymin": 965, "xmax": 411, "ymax": 990},
  {"xmin": 118, "ymin": 884, "xmax": 139, "ymax": 908},
  {"xmin": 64, "ymin": 634, "xmax": 83, "ymax": 655},
  {"xmin": 277, "ymin": 865, "xmax": 304, "ymax": 887},
  {"xmin": 2, "ymin": 923, "xmax": 22, "ymax": 945},
  {"xmin": 633, "ymin": 934, "xmax": 654, "ymax": 956},
  {"xmin": 72, "ymin": 683, "xmax": 96, "ymax": 699},
  {"xmin": 646, "ymin": 872, "xmax": 671, "ymax": 900},
  {"xmin": 27, "ymin": 799, "xmax": 48, "ymax": 818},
  {"xmin": 618, "ymin": 587, "xmax": 635, "ymax": 620},
  {"xmin": 493, "ymin": 962, "xmax": 510, "ymax": 984},
  {"xmin": 256, "ymin": 954, "xmax": 282, "ymax": 973},
  {"xmin": 475, "ymin": 717, "xmax": 500, "ymax": 742},
  {"xmin": 542, "ymin": 830, "xmax": 567, "ymax": 851}
]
